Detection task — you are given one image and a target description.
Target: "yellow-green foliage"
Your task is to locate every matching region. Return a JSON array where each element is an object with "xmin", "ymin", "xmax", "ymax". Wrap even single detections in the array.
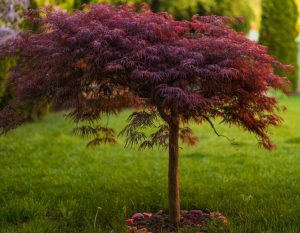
[
  {"xmin": 162, "ymin": 0, "xmax": 254, "ymax": 32},
  {"xmin": 0, "ymin": 60, "xmax": 8, "ymax": 99},
  {"xmin": 259, "ymin": 0, "xmax": 299, "ymax": 91},
  {"xmin": 36, "ymin": 0, "xmax": 75, "ymax": 10},
  {"xmin": 208, "ymin": 0, "xmax": 254, "ymax": 32}
]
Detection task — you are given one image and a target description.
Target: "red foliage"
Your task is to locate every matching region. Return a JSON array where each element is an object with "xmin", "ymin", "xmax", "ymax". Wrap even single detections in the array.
[{"xmin": 0, "ymin": 4, "xmax": 291, "ymax": 149}]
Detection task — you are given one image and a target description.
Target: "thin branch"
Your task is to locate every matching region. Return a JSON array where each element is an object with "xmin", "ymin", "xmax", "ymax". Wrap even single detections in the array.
[{"xmin": 201, "ymin": 115, "xmax": 234, "ymax": 143}]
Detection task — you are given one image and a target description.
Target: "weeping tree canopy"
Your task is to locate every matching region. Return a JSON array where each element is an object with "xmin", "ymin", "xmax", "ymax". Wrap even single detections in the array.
[
  {"xmin": 0, "ymin": 3, "xmax": 292, "ymax": 224},
  {"xmin": 0, "ymin": 3, "xmax": 290, "ymax": 148}
]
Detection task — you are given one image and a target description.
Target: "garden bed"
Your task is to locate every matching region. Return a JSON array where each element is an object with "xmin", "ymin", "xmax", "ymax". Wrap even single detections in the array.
[{"xmin": 125, "ymin": 210, "xmax": 228, "ymax": 233}]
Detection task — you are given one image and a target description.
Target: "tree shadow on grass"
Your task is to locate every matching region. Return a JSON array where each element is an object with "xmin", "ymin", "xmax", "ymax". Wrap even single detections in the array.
[
  {"xmin": 182, "ymin": 152, "xmax": 210, "ymax": 159},
  {"xmin": 285, "ymin": 136, "xmax": 300, "ymax": 144}
]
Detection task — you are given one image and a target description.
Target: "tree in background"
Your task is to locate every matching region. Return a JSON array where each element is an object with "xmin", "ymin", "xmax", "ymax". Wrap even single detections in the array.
[
  {"xmin": 166, "ymin": 0, "xmax": 254, "ymax": 33},
  {"xmin": 0, "ymin": 4, "xmax": 290, "ymax": 225},
  {"xmin": 205, "ymin": 0, "xmax": 254, "ymax": 33},
  {"xmin": 259, "ymin": 0, "xmax": 299, "ymax": 92}
]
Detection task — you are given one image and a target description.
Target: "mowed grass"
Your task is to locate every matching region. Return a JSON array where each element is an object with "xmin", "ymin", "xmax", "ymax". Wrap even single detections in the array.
[{"xmin": 0, "ymin": 96, "xmax": 300, "ymax": 233}]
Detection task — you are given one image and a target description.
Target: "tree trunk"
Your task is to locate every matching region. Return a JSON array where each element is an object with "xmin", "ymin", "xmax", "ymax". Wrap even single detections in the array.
[{"xmin": 168, "ymin": 117, "xmax": 180, "ymax": 224}]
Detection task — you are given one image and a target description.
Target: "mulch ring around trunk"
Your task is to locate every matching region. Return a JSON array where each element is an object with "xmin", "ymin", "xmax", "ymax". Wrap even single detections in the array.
[{"xmin": 125, "ymin": 210, "xmax": 228, "ymax": 233}]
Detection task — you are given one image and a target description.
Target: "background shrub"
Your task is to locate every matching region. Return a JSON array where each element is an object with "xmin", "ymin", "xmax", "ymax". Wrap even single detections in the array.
[{"xmin": 259, "ymin": 0, "xmax": 299, "ymax": 91}]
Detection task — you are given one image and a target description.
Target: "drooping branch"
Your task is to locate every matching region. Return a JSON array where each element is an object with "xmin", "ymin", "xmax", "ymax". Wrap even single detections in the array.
[
  {"xmin": 201, "ymin": 114, "xmax": 233, "ymax": 143},
  {"xmin": 73, "ymin": 124, "xmax": 116, "ymax": 147},
  {"xmin": 139, "ymin": 124, "xmax": 169, "ymax": 150},
  {"xmin": 119, "ymin": 110, "xmax": 158, "ymax": 148},
  {"xmin": 179, "ymin": 127, "xmax": 198, "ymax": 146}
]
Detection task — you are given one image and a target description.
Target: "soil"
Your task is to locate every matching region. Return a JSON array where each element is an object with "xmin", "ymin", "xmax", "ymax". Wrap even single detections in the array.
[{"xmin": 125, "ymin": 210, "xmax": 228, "ymax": 233}]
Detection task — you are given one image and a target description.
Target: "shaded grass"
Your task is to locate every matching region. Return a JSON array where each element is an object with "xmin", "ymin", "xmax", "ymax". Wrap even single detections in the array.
[{"xmin": 0, "ymin": 96, "xmax": 300, "ymax": 232}]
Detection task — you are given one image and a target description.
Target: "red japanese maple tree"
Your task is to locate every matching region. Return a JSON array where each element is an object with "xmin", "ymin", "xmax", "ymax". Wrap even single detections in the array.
[{"xmin": 0, "ymin": 4, "xmax": 290, "ymax": 224}]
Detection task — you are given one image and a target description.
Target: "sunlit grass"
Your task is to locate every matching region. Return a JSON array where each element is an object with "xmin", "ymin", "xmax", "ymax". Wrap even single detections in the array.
[{"xmin": 0, "ymin": 96, "xmax": 299, "ymax": 233}]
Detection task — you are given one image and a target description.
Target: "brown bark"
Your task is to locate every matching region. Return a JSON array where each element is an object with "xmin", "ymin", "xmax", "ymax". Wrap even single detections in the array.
[{"xmin": 168, "ymin": 116, "xmax": 180, "ymax": 224}]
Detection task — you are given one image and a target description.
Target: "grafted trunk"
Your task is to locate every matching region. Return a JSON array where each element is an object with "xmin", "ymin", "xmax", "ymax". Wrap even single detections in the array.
[{"xmin": 168, "ymin": 117, "xmax": 180, "ymax": 224}]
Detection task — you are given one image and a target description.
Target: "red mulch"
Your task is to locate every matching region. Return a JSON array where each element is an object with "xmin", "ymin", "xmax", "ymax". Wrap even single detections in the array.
[{"xmin": 125, "ymin": 210, "xmax": 228, "ymax": 233}]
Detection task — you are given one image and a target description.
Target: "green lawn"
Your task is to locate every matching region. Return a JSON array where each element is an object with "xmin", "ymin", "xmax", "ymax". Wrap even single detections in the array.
[{"xmin": 0, "ymin": 96, "xmax": 300, "ymax": 233}]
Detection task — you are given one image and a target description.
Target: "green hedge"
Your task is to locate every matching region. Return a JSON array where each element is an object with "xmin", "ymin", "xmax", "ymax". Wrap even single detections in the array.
[{"xmin": 259, "ymin": 0, "xmax": 299, "ymax": 91}]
